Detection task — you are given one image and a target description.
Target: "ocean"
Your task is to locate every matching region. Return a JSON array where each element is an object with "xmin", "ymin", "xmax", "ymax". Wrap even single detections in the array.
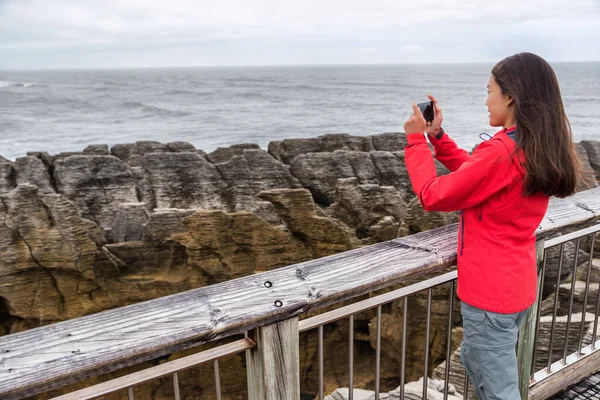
[{"xmin": 1, "ymin": 63, "xmax": 599, "ymax": 161}]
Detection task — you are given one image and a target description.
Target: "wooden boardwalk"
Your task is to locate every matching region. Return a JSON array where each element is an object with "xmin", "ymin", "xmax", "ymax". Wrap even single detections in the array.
[{"xmin": 551, "ymin": 372, "xmax": 600, "ymax": 399}]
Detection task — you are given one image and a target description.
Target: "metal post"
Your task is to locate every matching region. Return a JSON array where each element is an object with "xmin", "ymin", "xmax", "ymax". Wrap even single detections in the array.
[
  {"xmin": 319, "ymin": 325, "xmax": 324, "ymax": 400},
  {"xmin": 375, "ymin": 306, "xmax": 382, "ymax": 400},
  {"xmin": 423, "ymin": 289, "xmax": 432, "ymax": 398},
  {"xmin": 444, "ymin": 281, "xmax": 456, "ymax": 400},
  {"xmin": 547, "ymin": 243, "xmax": 565, "ymax": 372},
  {"xmin": 400, "ymin": 296, "xmax": 408, "ymax": 400}
]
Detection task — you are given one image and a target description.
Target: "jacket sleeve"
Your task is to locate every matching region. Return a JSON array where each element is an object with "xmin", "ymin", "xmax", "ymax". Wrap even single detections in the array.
[
  {"xmin": 428, "ymin": 131, "xmax": 470, "ymax": 172},
  {"xmin": 404, "ymin": 133, "xmax": 516, "ymax": 212}
]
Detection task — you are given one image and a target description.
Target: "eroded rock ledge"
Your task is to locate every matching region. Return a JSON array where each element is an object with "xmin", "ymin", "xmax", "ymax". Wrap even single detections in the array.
[{"xmin": 1, "ymin": 134, "xmax": 599, "ymax": 399}]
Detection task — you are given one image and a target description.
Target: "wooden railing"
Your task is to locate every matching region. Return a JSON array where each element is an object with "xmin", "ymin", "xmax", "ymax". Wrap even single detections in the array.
[{"xmin": 0, "ymin": 187, "xmax": 599, "ymax": 400}]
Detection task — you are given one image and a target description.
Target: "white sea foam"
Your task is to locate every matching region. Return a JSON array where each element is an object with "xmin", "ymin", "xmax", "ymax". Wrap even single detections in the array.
[{"xmin": 0, "ymin": 81, "xmax": 34, "ymax": 88}]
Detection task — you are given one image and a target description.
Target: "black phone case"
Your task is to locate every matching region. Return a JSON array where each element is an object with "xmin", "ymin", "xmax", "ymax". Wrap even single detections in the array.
[{"xmin": 417, "ymin": 101, "xmax": 434, "ymax": 123}]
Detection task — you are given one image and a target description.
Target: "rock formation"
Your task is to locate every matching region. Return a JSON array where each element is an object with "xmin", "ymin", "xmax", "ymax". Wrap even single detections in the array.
[{"xmin": 1, "ymin": 133, "xmax": 599, "ymax": 400}]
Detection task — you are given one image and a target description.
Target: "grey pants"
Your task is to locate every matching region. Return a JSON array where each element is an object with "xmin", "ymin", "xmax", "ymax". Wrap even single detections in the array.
[{"xmin": 460, "ymin": 302, "xmax": 528, "ymax": 400}]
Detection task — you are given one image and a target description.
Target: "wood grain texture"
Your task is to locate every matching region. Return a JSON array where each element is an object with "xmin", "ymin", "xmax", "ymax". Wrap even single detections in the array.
[
  {"xmin": 538, "ymin": 187, "xmax": 600, "ymax": 236},
  {"xmin": 248, "ymin": 318, "xmax": 300, "ymax": 400},
  {"xmin": 0, "ymin": 187, "xmax": 598, "ymax": 399},
  {"xmin": 528, "ymin": 347, "xmax": 600, "ymax": 400},
  {"xmin": 517, "ymin": 239, "xmax": 546, "ymax": 399},
  {"xmin": 246, "ymin": 330, "xmax": 264, "ymax": 400},
  {"xmin": 257, "ymin": 317, "xmax": 300, "ymax": 400},
  {"xmin": 50, "ymin": 338, "xmax": 255, "ymax": 400}
]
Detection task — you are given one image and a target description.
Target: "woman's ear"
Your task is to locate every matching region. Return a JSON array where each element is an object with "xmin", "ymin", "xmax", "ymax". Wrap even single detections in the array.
[{"xmin": 505, "ymin": 93, "xmax": 514, "ymax": 107}]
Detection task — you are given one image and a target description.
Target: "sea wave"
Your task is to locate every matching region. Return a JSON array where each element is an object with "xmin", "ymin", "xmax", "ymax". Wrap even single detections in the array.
[
  {"xmin": 121, "ymin": 101, "xmax": 190, "ymax": 117},
  {"xmin": 162, "ymin": 88, "xmax": 213, "ymax": 96},
  {"xmin": 565, "ymin": 96, "xmax": 600, "ymax": 104},
  {"xmin": 0, "ymin": 81, "xmax": 37, "ymax": 88},
  {"xmin": 17, "ymin": 96, "xmax": 92, "ymax": 110}
]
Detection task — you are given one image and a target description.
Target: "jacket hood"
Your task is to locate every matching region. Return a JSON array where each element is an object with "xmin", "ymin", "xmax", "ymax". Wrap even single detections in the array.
[{"xmin": 494, "ymin": 128, "xmax": 526, "ymax": 179}]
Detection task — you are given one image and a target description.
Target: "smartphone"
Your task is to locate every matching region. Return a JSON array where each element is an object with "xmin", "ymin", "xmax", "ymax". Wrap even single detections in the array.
[{"xmin": 417, "ymin": 101, "xmax": 434, "ymax": 123}]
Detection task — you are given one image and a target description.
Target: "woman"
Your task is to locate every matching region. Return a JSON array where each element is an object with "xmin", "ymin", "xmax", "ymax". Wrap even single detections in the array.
[{"xmin": 403, "ymin": 53, "xmax": 583, "ymax": 399}]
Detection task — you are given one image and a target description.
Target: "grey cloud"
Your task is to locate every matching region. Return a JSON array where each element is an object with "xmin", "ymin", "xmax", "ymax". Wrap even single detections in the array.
[{"xmin": 0, "ymin": 0, "xmax": 599, "ymax": 68}]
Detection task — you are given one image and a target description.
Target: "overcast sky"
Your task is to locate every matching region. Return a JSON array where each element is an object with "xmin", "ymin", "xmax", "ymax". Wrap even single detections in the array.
[{"xmin": 1, "ymin": 0, "xmax": 599, "ymax": 69}]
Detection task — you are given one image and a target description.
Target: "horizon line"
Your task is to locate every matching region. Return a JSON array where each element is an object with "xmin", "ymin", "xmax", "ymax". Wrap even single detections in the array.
[{"xmin": 2, "ymin": 60, "xmax": 600, "ymax": 72}]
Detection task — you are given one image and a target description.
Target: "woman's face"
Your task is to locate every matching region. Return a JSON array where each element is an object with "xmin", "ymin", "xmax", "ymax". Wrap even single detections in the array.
[{"xmin": 486, "ymin": 75, "xmax": 514, "ymax": 127}]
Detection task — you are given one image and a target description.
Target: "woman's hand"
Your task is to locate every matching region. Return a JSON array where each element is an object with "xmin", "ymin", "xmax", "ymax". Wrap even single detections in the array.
[
  {"xmin": 404, "ymin": 103, "xmax": 427, "ymax": 135},
  {"xmin": 425, "ymin": 94, "xmax": 443, "ymax": 137}
]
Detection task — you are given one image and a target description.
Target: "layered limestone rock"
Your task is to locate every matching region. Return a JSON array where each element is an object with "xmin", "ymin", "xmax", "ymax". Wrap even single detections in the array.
[
  {"xmin": 1, "ymin": 135, "xmax": 599, "ymax": 400},
  {"xmin": 14, "ymin": 156, "xmax": 54, "ymax": 193},
  {"xmin": 576, "ymin": 143, "xmax": 600, "ymax": 191},
  {"xmin": 286, "ymin": 149, "xmax": 451, "ymax": 209},
  {"xmin": 257, "ymin": 188, "xmax": 359, "ymax": 256},
  {"xmin": 207, "ymin": 143, "xmax": 262, "ymax": 163},
  {"xmin": 0, "ymin": 184, "xmax": 98, "ymax": 324},
  {"xmin": 140, "ymin": 151, "xmax": 230, "ymax": 211},
  {"xmin": 581, "ymin": 141, "xmax": 600, "ymax": 182},
  {"xmin": 324, "ymin": 177, "xmax": 409, "ymax": 241},
  {"xmin": 214, "ymin": 148, "xmax": 303, "ymax": 223},
  {"xmin": 268, "ymin": 133, "xmax": 402, "ymax": 165},
  {"xmin": 0, "ymin": 158, "xmax": 15, "ymax": 193},
  {"xmin": 401, "ymin": 197, "xmax": 460, "ymax": 235},
  {"xmin": 53, "ymin": 155, "xmax": 139, "ymax": 229}
]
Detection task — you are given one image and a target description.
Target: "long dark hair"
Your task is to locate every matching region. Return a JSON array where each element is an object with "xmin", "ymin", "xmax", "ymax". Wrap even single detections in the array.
[{"xmin": 491, "ymin": 52, "xmax": 584, "ymax": 198}]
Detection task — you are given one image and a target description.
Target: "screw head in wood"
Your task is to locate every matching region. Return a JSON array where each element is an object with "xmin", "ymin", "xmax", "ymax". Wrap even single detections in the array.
[
  {"xmin": 264, "ymin": 281, "xmax": 272, "ymax": 288},
  {"xmin": 274, "ymin": 300, "xmax": 283, "ymax": 307}
]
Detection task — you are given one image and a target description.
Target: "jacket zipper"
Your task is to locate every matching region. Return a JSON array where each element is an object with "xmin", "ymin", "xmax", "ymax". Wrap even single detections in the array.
[{"xmin": 459, "ymin": 210, "xmax": 465, "ymax": 256}]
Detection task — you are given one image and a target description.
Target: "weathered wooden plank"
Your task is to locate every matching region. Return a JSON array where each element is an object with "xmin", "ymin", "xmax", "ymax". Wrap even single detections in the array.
[
  {"xmin": 246, "ymin": 330, "xmax": 264, "ymax": 400},
  {"xmin": 298, "ymin": 271, "xmax": 457, "ymax": 332},
  {"xmin": 50, "ymin": 338, "xmax": 255, "ymax": 400},
  {"xmin": 528, "ymin": 341, "xmax": 600, "ymax": 400},
  {"xmin": 0, "ymin": 187, "xmax": 598, "ymax": 399},
  {"xmin": 538, "ymin": 187, "xmax": 600, "ymax": 235},
  {"xmin": 517, "ymin": 239, "xmax": 545, "ymax": 399},
  {"xmin": 247, "ymin": 318, "xmax": 300, "ymax": 400}
]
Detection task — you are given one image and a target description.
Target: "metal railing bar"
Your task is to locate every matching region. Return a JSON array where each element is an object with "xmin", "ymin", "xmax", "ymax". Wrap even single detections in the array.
[
  {"xmin": 319, "ymin": 324, "xmax": 324, "ymax": 400},
  {"xmin": 49, "ymin": 338, "xmax": 255, "ymax": 400},
  {"xmin": 214, "ymin": 359, "xmax": 222, "ymax": 400},
  {"xmin": 531, "ymin": 248, "xmax": 548, "ymax": 378},
  {"xmin": 547, "ymin": 243, "xmax": 565, "ymax": 372},
  {"xmin": 349, "ymin": 314, "xmax": 354, "ymax": 400},
  {"xmin": 531, "ymin": 227, "xmax": 599, "ymax": 387},
  {"xmin": 578, "ymin": 234, "xmax": 595, "ymax": 354},
  {"xmin": 400, "ymin": 296, "xmax": 408, "ymax": 400},
  {"xmin": 591, "ymin": 234, "xmax": 599, "ymax": 349},
  {"xmin": 127, "ymin": 387, "xmax": 134, "ymax": 400},
  {"xmin": 563, "ymin": 238, "xmax": 580, "ymax": 363},
  {"xmin": 443, "ymin": 281, "xmax": 455, "ymax": 400},
  {"xmin": 463, "ymin": 374, "xmax": 469, "ymax": 400},
  {"xmin": 375, "ymin": 305, "xmax": 381, "ymax": 400},
  {"xmin": 299, "ymin": 271, "xmax": 457, "ymax": 332},
  {"xmin": 173, "ymin": 373, "xmax": 181, "ymax": 400},
  {"xmin": 423, "ymin": 288, "xmax": 432, "ymax": 399},
  {"xmin": 544, "ymin": 224, "xmax": 600, "ymax": 249}
]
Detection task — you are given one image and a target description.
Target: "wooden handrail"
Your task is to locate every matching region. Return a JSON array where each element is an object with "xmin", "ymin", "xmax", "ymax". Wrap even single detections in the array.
[{"xmin": 0, "ymin": 187, "xmax": 598, "ymax": 399}]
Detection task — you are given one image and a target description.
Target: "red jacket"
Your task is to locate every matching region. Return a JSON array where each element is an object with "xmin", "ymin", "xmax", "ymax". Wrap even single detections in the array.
[{"xmin": 405, "ymin": 128, "xmax": 549, "ymax": 313}]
